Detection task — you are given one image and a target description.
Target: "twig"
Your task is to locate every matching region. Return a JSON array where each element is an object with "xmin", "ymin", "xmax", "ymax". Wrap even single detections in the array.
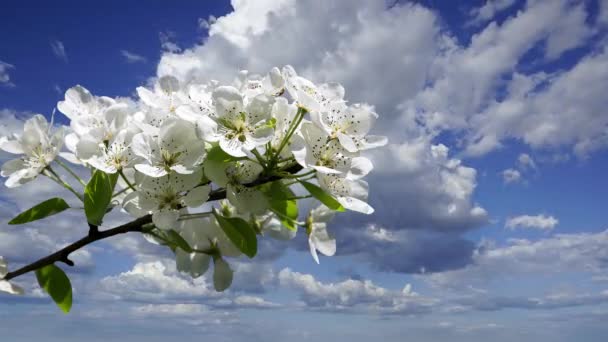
[{"xmin": 3, "ymin": 163, "xmax": 304, "ymax": 281}]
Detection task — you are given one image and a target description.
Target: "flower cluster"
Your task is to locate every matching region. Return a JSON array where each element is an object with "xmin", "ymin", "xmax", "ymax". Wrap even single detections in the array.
[{"xmin": 0, "ymin": 66, "xmax": 386, "ymax": 300}]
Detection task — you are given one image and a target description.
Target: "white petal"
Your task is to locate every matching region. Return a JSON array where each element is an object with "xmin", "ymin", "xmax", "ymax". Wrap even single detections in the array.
[
  {"xmin": 0, "ymin": 257, "xmax": 7, "ymax": 277},
  {"xmin": 308, "ymin": 238, "xmax": 320, "ymax": 264},
  {"xmin": 213, "ymin": 257, "xmax": 233, "ymax": 292},
  {"xmin": 338, "ymin": 196, "xmax": 374, "ymax": 214},
  {"xmin": 1, "ymin": 158, "xmax": 25, "ymax": 177},
  {"xmin": 58, "ymin": 85, "xmax": 94, "ymax": 120},
  {"xmin": 227, "ymin": 184, "xmax": 268, "ymax": 215},
  {"xmin": 122, "ymin": 192, "xmax": 149, "ymax": 217},
  {"xmin": 0, "ymin": 138, "xmax": 23, "ymax": 154},
  {"xmin": 152, "ymin": 209, "xmax": 179, "ymax": 230},
  {"xmin": 310, "ymin": 227, "xmax": 336, "ymax": 257},
  {"xmin": 360, "ymin": 135, "xmax": 388, "ymax": 150},
  {"xmin": 75, "ymin": 137, "xmax": 101, "ymax": 160},
  {"xmin": 219, "ymin": 136, "xmax": 247, "ymax": 157},
  {"xmin": 337, "ymin": 132, "xmax": 358, "ymax": 153},
  {"xmin": 183, "ymin": 185, "xmax": 210, "ymax": 208},
  {"xmin": 0, "ymin": 280, "xmax": 24, "ymax": 295},
  {"xmin": 134, "ymin": 164, "xmax": 167, "ymax": 178},
  {"xmin": 346, "ymin": 157, "xmax": 373, "ymax": 180}
]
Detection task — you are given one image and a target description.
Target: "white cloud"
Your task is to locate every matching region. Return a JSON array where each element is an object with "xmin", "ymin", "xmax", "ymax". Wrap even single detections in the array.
[
  {"xmin": 50, "ymin": 40, "xmax": 68, "ymax": 63},
  {"xmin": 97, "ymin": 260, "xmax": 218, "ymax": 302},
  {"xmin": 198, "ymin": 15, "xmax": 217, "ymax": 30},
  {"xmin": 278, "ymin": 268, "xmax": 435, "ymax": 315},
  {"xmin": 505, "ymin": 214, "xmax": 558, "ymax": 231},
  {"xmin": 517, "ymin": 153, "xmax": 536, "ymax": 170},
  {"xmin": 502, "ymin": 168, "xmax": 521, "ymax": 184},
  {"xmin": 159, "ymin": 31, "xmax": 181, "ymax": 53},
  {"xmin": 423, "ymin": 230, "xmax": 608, "ymax": 290},
  {"xmin": 120, "ymin": 50, "xmax": 147, "ymax": 63},
  {"xmin": 0, "ymin": 61, "xmax": 15, "ymax": 87},
  {"xmin": 468, "ymin": 0, "xmax": 517, "ymax": 25}
]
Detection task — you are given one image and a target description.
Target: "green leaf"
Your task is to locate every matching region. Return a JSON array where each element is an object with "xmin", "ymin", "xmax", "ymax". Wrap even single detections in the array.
[
  {"xmin": 213, "ymin": 211, "xmax": 257, "ymax": 258},
  {"xmin": 260, "ymin": 181, "xmax": 299, "ymax": 230},
  {"xmin": 35, "ymin": 264, "xmax": 72, "ymax": 313},
  {"xmin": 165, "ymin": 229, "xmax": 193, "ymax": 253},
  {"xmin": 203, "ymin": 145, "xmax": 235, "ymax": 187},
  {"xmin": 84, "ymin": 170, "xmax": 118, "ymax": 225},
  {"xmin": 300, "ymin": 181, "xmax": 345, "ymax": 212},
  {"xmin": 8, "ymin": 198, "xmax": 70, "ymax": 225}
]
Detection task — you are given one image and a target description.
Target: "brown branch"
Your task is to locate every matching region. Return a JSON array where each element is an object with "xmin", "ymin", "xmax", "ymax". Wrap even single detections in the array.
[{"xmin": 3, "ymin": 163, "xmax": 303, "ymax": 281}]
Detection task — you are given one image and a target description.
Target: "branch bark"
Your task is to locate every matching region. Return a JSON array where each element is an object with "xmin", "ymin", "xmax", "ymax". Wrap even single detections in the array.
[{"xmin": 3, "ymin": 163, "xmax": 303, "ymax": 281}]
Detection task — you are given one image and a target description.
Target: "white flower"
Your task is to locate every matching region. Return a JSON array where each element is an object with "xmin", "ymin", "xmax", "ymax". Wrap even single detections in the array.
[
  {"xmin": 0, "ymin": 257, "xmax": 24, "ymax": 295},
  {"xmin": 293, "ymin": 122, "xmax": 372, "ymax": 179},
  {"xmin": 317, "ymin": 102, "xmax": 388, "ymax": 153},
  {"xmin": 259, "ymin": 213, "xmax": 296, "ymax": 241},
  {"xmin": 0, "ymin": 115, "xmax": 63, "ymax": 187},
  {"xmin": 317, "ymin": 173, "xmax": 374, "ymax": 214},
  {"xmin": 75, "ymin": 128, "xmax": 139, "ymax": 173},
  {"xmin": 122, "ymin": 169, "xmax": 210, "ymax": 230},
  {"xmin": 58, "ymin": 85, "xmax": 132, "ymax": 162},
  {"xmin": 225, "ymin": 160, "xmax": 268, "ymax": 214},
  {"xmin": 210, "ymin": 86, "xmax": 275, "ymax": 157},
  {"xmin": 306, "ymin": 205, "xmax": 336, "ymax": 264},
  {"xmin": 131, "ymin": 118, "xmax": 206, "ymax": 177},
  {"xmin": 137, "ymin": 75, "xmax": 188, "ymax": 114},
  {"xmin": 269, "ymin": 97, "xmax": 302, "ymax": 158},
  {"xmin": 175, "ymin": 218, "xmax": 241, "ymax": 278},
  {"xmin": 282, "ymin": 65, "xmax": 344, "ymax": 113},
  {"xmin": 237, "ymin": 68, "xmax": 285, "ymax": 98},
  {"xmin": 173, "ymin": 82, "xmax": 219, "ymax": 140}
]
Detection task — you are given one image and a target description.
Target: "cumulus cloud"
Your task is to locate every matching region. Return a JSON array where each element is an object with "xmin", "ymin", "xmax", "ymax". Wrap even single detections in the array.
[
  {"xmin": 120, "ymin": 50, "xmax": 147, "ymax": 63},
  {"xmin": 154, "ymin": 0, "xmax": 489, "ymax": 275},
  {"xmin": 422, "ymin": 230, "xmax": 608, "ymax": 290},
  {"xmin": 278, "ymin": 267, "xmax": 435, "ymax": 315},
  {"xmin": 0, "ymin": 61, "xmax": 15, "ymax": 87},
  {"xmin": 50, "ymin": 39, "xmax": 68, "ymax": 63},
  {"xmin": 502, "ymin": 168, "xmax": 521, "ymax": 184},
  {"xmin": 505, "ymin": 214, "xmax": 558, "ymax": 231}
]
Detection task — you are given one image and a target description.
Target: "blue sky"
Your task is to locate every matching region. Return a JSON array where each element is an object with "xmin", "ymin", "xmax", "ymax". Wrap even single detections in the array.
[{"xmin": 1, "ymin": 0, "xmax": 608, "ymax": 341}]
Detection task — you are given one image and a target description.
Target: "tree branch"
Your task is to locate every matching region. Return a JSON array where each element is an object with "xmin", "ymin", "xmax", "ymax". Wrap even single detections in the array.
[{"xmin": 3, "ymin": 163, "xmax": 304, "ymax": 282}]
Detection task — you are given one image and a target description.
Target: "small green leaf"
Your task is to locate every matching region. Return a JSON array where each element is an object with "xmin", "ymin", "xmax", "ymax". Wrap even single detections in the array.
[
  {"xmin": 35, "ymin": 264, "xmax": 72, "ymax": 313},
  {"xmin": 165, "ymin": 229, "xmax": 193, "ymax": 253},
  {"xmin": 84, "ymin": 170, "xmax": 118, "ymax": 225},
  {"xmin": 8, "ymin": 198, "xmax": 70, "ymax": 225},
  {"xmin": 203, "ymin": 145, "xmax": 235, "ymax": 187},
  {"xmin": 300, "ymin": 181, "xmax": 345, "ymax": 212},
  {"xmin": 213, "ymin": 210, "xmax": 257, "ymax": 258},
  {"xmin": 260, "ymin": 181, "xmax": 299, "ymax": 230}
]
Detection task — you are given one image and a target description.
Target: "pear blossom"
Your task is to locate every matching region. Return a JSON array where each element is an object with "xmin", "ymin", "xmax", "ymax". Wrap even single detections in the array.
[
  {"xmin": 317, "ymin": 173, "xmax": 374, "ymax": 214},
  {"xmin": 259, "ymin": 213, "xmax": 297, "ymax": 241},
  {"xmin": 75, "ymin": 128, "xmax": 140, "ymax": 173},
  {"xmin": 131, "ymin": 118, "xmax": 206, "ymax": 177},
  {"xmin": 122, "ymin": 169, "xmax": 210, "ymax": 230},
  {"xmin": 269, "ymin": 97, "xmax": 302, "ymax": 158},
  {"xmin": 317, "ymin": 102, "xmax": 388, "ymax": 153},
  {"xmin": 0, "ymin": 257, "xmax": 24, "ymax": 295},
  {"xmin": 175, "ymin": 218, "xmax": 241, "ymax": 278},
  {"xmin": 225, "ymin": 160, "xmax": 268, "ymax": 214},
  {"xmin": 282, "ymin": 65, "xmax": 344, "ymax": 113},
  {"xmin": 306, "ymin": 205, "xmax": 336, "ymax": 264},
  {"xmin": 0, "ymin": 115, "xmax": 63, "ymax": 187},
  {"xmin": 293, "ymin": 122, "xmax": 372, "ymax": 179},
  {"xmin": 136, "ymin": 75, "xmax": 188, "ymax": 114},
  {"xmin": 237, "ymin": 67, "xmax": 285, "ymax": 98},
  {"xmin": 210, "ymin": 86, "xmax": 275, "ymax": 157}
]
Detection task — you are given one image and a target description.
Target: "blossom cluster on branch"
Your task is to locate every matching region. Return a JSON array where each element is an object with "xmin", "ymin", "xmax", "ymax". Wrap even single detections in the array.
[{"xmin": 0, "ymin": 66, "xmax": 386, "ymax": 312}]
